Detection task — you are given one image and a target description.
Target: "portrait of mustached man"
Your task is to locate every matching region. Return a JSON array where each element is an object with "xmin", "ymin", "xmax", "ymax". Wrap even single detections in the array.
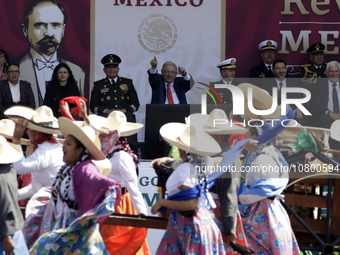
[{"xmin": 13, "ymin": 0, "xmax": 85, "ymax": 107}]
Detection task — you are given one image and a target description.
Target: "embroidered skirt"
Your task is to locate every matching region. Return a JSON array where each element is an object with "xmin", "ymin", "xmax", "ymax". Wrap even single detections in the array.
[
  {"xmin": 24, "ymin": 186, "xmax": 117, "ymax": 254},
  {"xmin": 156, "ymin": 207, "xmax": 226, "ymax": 255},
  {"xmin": 239, "ymin": 198, "xmax": 300, "ymax": 254}
]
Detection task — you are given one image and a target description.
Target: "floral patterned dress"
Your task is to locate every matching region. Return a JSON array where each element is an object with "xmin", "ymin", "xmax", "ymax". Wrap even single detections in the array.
[
  {"xmin": 240, "ymin": 198, "xmax": 300, "ymax": 254},
  {"xmin": 25, "ymin": 186, "xmax": 117, "ymax": 255},
  {"xmin": 156, "ymin": 162, "xmax": 226, "ymax": 255},
  {"xmin": 239, "ymin": 146, "xmax": 300, "ymax": 254}
]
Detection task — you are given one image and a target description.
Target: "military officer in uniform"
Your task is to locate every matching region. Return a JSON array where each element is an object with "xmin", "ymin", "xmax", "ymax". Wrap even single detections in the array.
[
  {"xmin": 299, "ymin": 43, "xmax": 327, "ymax": 126},
  {"xmin": 90, "ymin": 54, "xmax": 140, "ymax": 153},
  {"xmin": 299, "ymin": 42, "xmax": 327, "ymax": 85},
  {"xmin": 249, "ymin": 40, "xmax": 277, "ymax": 87},
  {"xmin": 208, "ymin": 58, "xmax": 238, "ymax": 105}
]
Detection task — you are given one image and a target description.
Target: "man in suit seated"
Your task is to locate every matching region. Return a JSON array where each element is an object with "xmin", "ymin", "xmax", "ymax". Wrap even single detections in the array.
[
  {"xmin": 249, "ymin": 40, "xmax": 277, "ymax": 87},
  {"xmin": 0, "ymin": 64, "xmax": 36, "ymax": 119},
  {"xmin": 262, "ymin": 59, "xmax": 306, "ymax": 124},
  {"xmin": 148, "ymin": 57, "xmax": 193, "ymax": 104},
  {"xmin": 313, "ymin": 61, "xmax": 340, "ymax": 128},
  {"xmin": 208, "ymin": 58, "xmax": 238, "ymax": 105},
  {"xmin": 313, "ymin": 61, "xmax": 340, "ymax": 149}
]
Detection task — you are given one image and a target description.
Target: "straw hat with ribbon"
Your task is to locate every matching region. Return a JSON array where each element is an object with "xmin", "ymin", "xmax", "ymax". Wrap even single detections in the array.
[
  {"xmin": 88, "ymin": 111, "xmax": 143, "ymax": 137},
  {"xmin": 0, "ymin": 119, "xmax": 30, "ymax": 145},
  {"xmin": 0, "ymin": 135, "xmax": 23, "ymax": 164},
  {"xmin": 58, "ymin": 117, "xmax": 111, "ymax": 176},
  {"xmin": 5, "ymin": 105, "xmax": 61, "ymax": 135},
  {"xmin": 160, "ymin": 123, "xmax": 221, "ymax": 156},
  {"xmin": 237, "ymin": 83, "xmax": 281, "ymax": 119},
  {"xmin": 186, "ymin": 109, "xmax": 247, "ymax": 135}
]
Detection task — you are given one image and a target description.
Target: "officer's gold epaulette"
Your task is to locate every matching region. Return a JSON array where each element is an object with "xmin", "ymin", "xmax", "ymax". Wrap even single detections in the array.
[
  {"xmin": 300, "ymin": 64, "xmax": 311, "ymax": 67},
  {"xmin": 121, "ymin": 76, "xmax": 132, "ymax": 80},
  {"xmin": 94, "ymin": 78, "xmax": 105, "ymax": 83}
]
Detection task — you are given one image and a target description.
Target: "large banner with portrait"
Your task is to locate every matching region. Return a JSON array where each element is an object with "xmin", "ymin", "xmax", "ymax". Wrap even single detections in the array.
[
  {"xmin": 0, "ymin": 0, "xmax": 90, "ymax": 107},
  {"xmin": 2, "ymin": 0, "xmax": 340, "ymax": 137}
]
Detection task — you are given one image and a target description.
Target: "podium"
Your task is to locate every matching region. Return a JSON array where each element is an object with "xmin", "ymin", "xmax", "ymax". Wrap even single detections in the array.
[{"xmin": 143, "ymin": 104, "xmax": 233, "ymax": 159}]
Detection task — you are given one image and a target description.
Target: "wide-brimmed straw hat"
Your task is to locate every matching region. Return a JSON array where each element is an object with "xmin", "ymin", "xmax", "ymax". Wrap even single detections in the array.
[
  {"xmin": 160, "ymin": 123, "xmax": 221, "ymax": 156},
  {"xmin": 238, "ymin": 83, "xmax": 281, "ymax": 119},
  {"xmin": 0, "ymin": 135, "xmax": 23, "ymax": 164},
  {"xmin": 5, "ymin": 105, "xmax": 61, "ymax": 135},
  {"xmin": 58, "ymin": 117, "xmax": 105, "ymax": 161},
  {"xmin": 92, "ymin": 158, "xmax": 111, "ymax": 177},
  {"xmin": 88, "ymin": 111, "xmax": 143, "ymax": 137},
  {"xmin": 0, "ymin": 119, "xmax": 30, "ymax": 145},
  {"xmin": 186, "ymin": 109, "xmax": 247, "ymax": 135},
  {"xmin": 330, "ymin": 120, "xmax": 340, "ymax": 142}
]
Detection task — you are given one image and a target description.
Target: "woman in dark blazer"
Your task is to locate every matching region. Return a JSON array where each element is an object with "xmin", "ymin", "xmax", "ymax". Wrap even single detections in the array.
[
  {"xmin": 44, "ymin": 63, "xmax": 80, "ymax": 118},
  {"xmin": 0, "ymin": 63, "xmax": 36, "ymax": 119}
]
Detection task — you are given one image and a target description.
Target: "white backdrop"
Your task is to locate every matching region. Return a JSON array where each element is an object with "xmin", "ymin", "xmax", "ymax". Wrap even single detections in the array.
[
  {"xmin": 138, "ymin": 161, "xmax": 165, "ymax": 255},
  {"xmin": 94, "ymin": 0, "xmax": 222, "ymax": 141}
]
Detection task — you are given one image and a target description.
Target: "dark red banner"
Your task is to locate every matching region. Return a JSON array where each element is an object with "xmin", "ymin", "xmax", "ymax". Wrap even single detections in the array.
[{"xmin": 225, "ymin": 0, "xmax": 340, "ymax": 77}]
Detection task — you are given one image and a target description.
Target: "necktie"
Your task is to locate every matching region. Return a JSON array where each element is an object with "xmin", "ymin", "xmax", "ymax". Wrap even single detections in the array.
[
  {"xmin": 167, "ymin": 83, "xmax": 174, "ymax": 104},
  {"xmin": 333, "ymin": 83, "xmax": 339, "ymax": 114},
  {"xmin": 268, "ymin": 65, "xmax": 272, "ymax": 71},
  {"xmin": 111, "ymin": 79, "xmax": 115, "ymax": 85},
  {"xmin": 278, "ymin": 82, "xmax": 283, "ymax": 105}
]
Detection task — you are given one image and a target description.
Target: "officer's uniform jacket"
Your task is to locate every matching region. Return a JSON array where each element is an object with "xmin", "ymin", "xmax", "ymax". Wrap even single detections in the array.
[
  {"xmin": 90, "ymin": 76, "xmax": 139, "ymax": 123},
  {"xmin": 299, "ymin": 63, "xmax": 327, "ymax": 85}
]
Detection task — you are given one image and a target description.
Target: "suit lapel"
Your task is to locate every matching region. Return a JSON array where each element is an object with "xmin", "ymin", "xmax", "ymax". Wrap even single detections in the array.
[
  {"xmin": 4, "ymin": 81, "xmax": 13, "ymax": 104},
  {"xmin": 19, "ymin": 81, "xmax": 25, "ymax": 103},
  {"xmin": 20, "ymin": 52, "xmax": 41, "ymax": 107}
]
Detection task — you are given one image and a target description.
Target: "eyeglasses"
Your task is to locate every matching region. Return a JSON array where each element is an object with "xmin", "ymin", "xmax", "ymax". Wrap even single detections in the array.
[{"xmin": 7, "ymin": 70, "xmax": 20, "ymax": 74}]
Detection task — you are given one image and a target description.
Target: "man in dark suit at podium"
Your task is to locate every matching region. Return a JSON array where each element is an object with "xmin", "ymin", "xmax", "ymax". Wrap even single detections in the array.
[
  {"xmin": 249, "ymin": 40, "xmax": 277, "ymax": 87},
  {"xmin": 147, "ymin": 57, "xmax": 193, "ymax": 104}
]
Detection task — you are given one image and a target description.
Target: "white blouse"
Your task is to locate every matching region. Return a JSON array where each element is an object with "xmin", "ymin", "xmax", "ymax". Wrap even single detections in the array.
[
  {"xmin": 108, "ymin": 147, "xmax": 148, "ymax": 215},
  {"xmin": 14, "ymin": 141, "xmax": 64, "ymax": 197},
  {"xmin": 166, "ymin": 162, "xmax": 198, "ymax": 197}
]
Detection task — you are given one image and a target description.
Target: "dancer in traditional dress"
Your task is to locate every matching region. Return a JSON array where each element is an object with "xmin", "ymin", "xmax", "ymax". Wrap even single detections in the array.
[
  {"xmin": 151, "ymin": 123, "xmax": 226, "ymax": 255},
  {"xmin": 87, "ymin": 105, "xmax": 150, "ymax": 255},
  {"xmin": 238, "ymin": 123, "xmax": 300, "ymax": 254},
  {"xmin": 0, "ymin": 135, "xmax": 29, "ymax": 255},
  {"xmin": 6, "ymin": 105, "xmax": 64, "ymax": 201},
  {"xmin": 23, "ymin": 117, "xmax": 120, "ymax": 254}
]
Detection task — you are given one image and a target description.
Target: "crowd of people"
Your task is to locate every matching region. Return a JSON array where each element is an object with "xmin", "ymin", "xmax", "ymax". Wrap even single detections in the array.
[
  {"xmin": 1, "ymin": 99, "xmax": 308, "ymax": 254},
  {"xmin": 2, "ymin": 0, "xmax": 336, "ymax": 254},
  {"xmin": 0, "ymin": 8, "xmax": 337, "ymax": 251}
]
